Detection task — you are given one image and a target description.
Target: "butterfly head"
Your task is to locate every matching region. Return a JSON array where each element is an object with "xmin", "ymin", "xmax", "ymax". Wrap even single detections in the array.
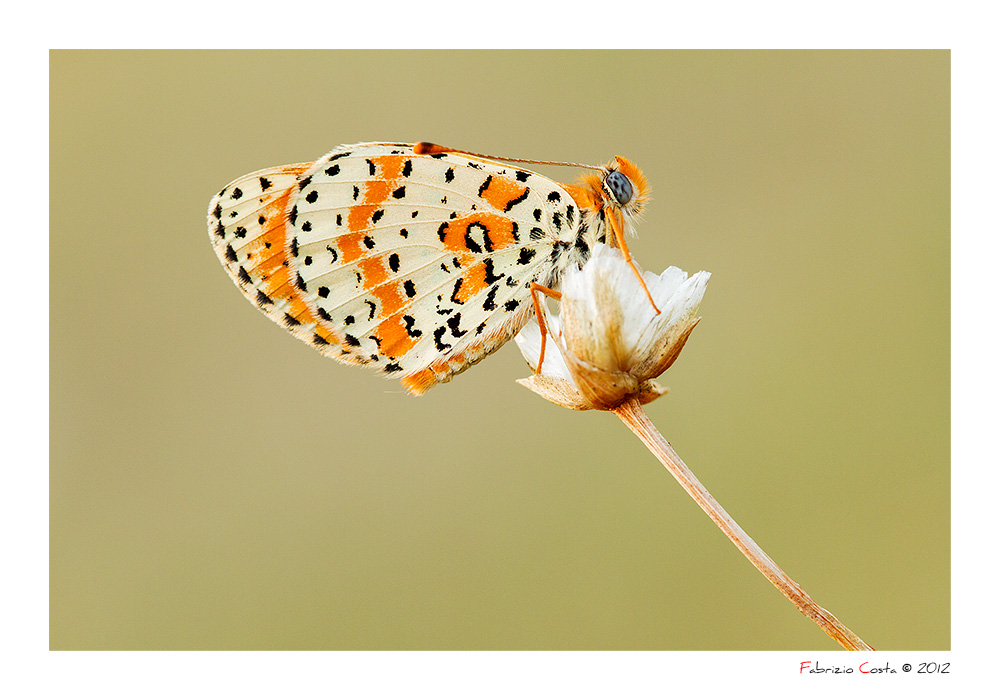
[{"xmin": 580, "ymin": 156, "xmax": 650, "ymax": 224}]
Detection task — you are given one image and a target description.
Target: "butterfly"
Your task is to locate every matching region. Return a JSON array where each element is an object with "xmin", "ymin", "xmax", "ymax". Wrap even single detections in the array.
[{"xmin": 207, "ymin": 141, "xmax": 654, "ymax": 395}]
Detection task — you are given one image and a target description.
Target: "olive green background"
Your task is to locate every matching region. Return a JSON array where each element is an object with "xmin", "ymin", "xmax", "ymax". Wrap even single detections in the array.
[{"xmin": 50, "ymin": 50, "xmax": 949, "ymax": 650}]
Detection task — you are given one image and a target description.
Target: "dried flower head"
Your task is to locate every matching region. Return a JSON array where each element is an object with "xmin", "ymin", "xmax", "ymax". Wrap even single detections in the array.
[{"xmin": 515, "ymin": 244, "xmax": 710, "ymax": 410}]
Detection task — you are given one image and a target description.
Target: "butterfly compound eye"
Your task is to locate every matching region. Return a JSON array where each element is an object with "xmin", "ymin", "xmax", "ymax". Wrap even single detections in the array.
[{"xmin": 604, "ymin": 170, "xmax": 634, "ymax": 206}]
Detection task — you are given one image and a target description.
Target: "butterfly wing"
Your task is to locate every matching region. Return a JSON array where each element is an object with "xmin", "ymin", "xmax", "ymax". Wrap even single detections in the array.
[
  {"xmin": 209, "ymin": 142, "xmax": 583, "ymax": 394},
  {"xmin": 207, "ymin": 161, "xmax": 345, "ymax": 351}
]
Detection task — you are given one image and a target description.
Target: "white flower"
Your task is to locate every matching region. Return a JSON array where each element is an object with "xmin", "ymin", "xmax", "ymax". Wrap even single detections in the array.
[{"xmin": 515, "ymin": 244, "xmax": 710, "ymax": 410}]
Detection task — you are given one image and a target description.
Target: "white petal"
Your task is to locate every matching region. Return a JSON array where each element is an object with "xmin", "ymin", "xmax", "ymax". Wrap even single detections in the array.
[
  {"xmin": 514, "ymin": 315, "xmax": 575, "ymax": 383},
  {"xmin": 638, "ymin": 270, "xmax": 711, "ymax": 353},
  {"xmin": 564, "ymin": 245, "xmax": 702, "ymax": 361}
]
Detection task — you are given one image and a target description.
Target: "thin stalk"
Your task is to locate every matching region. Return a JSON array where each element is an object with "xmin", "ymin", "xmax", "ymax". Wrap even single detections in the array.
[{"xmin": 612, "ymin": 397, "xmax": 874, "ymax": 651}]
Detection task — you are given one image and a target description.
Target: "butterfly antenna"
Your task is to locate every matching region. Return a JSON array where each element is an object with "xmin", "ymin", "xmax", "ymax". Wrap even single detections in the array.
[{"xmin": 414, "ymin": 142, "xmax": 603, "ymax": 171}]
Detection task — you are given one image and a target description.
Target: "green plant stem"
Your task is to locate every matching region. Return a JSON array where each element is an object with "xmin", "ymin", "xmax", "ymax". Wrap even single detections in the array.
[{"xmin": 612, "ymin": 397, "xmax": 874, "ymax": 651}]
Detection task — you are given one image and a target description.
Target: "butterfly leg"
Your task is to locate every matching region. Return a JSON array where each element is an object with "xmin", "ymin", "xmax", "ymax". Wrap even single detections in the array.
[
  {"xmin": 605, "ymin": 208, "xmax": 661, "ymax": 315},
  {"xmin": 530, "ymin": 283, "xmax": 562, "ymax": 374}
]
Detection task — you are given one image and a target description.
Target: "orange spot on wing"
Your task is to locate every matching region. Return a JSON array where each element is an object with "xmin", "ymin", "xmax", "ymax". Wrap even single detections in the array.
[
  {"xmin": 315, "ymin": 326, "xmax": 340, "ymax": 344},
  {"xmin": 372, "ymin": 155, "xmax": 406, "ymax": 181},
  {"xmin": 359, "ymin": 256, "xmax": 388, "ymax": 288},
  {"xmin": 479, "ymin": 175, "xmax": 528, "ymax": 212},
  {"xmin": 285, "ymin": 294, "xmax": 312, "ymax": 322},
  {"xmin": 479, "ymin": 214, "xmax": 517, "ymax": 248},
  {"xmin": 370, "ymin": 281, "xmax": 404, "ymax": 317},
  {"xmin": 348, "ymin": 204, "xmax": 378, "ymax": 233},
  {"xmin": 401, "ymin": 368, "xmax": 436, "ymax": 395},
  {"xmin": 363, "ymin": 180, "xmax": 391, "ymax": 204},
  {"xmin": 341, "ymin": 196, "xmax": 375, "ymax": 262},
  {"xmin": 453, "ymin": 264, "xmax": 489, "ymax": 303},
  {"xmin": 439, "ymin": 213, "xmax": 518, "ymax": 253},
  {"xmin": 335, "ymin": 233, "xmax": 366, "ymax": 264},
  {"xmin": 376, "ymin": 314, "xmax": 418, "ymax": 359}
]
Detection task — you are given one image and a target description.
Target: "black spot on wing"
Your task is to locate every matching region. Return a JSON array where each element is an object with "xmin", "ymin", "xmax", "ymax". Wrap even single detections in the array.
[
  {"xmin": 503, "ymin": 188, "xmax": 529, "ymax": 212},
  {"xmin": 403, "ymin": 315, "xmax": 422, "ymax": 337},
  {"xmin": 478, "ymin": 175, "xmax": 493, "ymax": 197},
  {"xmin": 434, "ymin": 327, "xmax": 451, "ymax": 351},
  {"xmin": 448, "ymin": 313, "xmax": 467, "ymax": 338},
  {"xmin": 450, "ymin": 279, "xmax": 465, "ymax": 304},
  {"xmin": 483, "ymin": 259, "xmax": 503, "ymax": 284},
  {"xmin": 483, "ymin": 285, "xmax": 499, "ymax": 311}
]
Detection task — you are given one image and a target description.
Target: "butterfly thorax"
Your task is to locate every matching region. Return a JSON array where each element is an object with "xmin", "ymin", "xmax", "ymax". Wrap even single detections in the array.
[{"xmin": 556, "ymin": 155, "xmax": 650, "ymax": 278}]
